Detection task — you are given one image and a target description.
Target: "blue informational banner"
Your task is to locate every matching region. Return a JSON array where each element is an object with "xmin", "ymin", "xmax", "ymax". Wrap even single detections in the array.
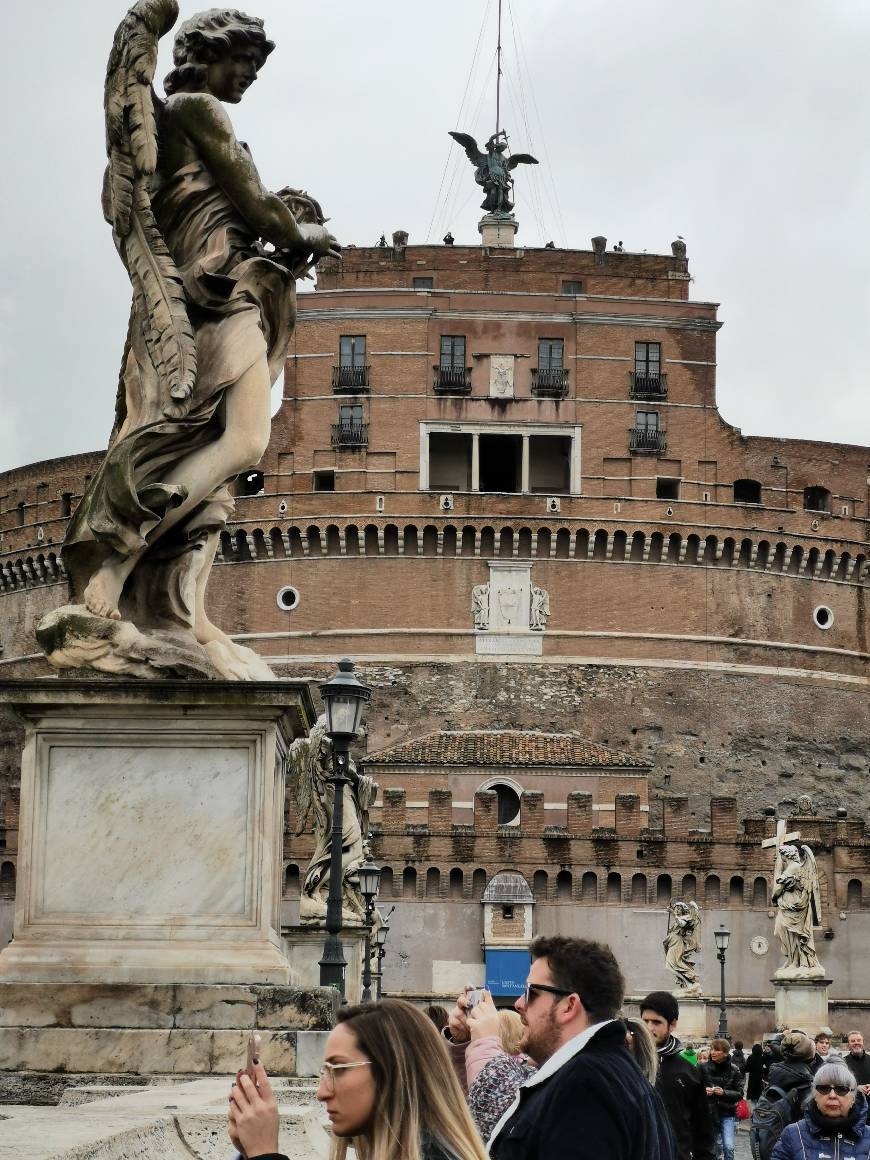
[{"xmin": 485, "ymin": 949, "xmax": 531, "ymax": 998}]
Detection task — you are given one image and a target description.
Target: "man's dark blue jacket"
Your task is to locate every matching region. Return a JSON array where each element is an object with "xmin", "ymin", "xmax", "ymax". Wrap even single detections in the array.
[{"xmin": 488, "ymin": 1019, "xmax": 675, "ymax": 1159}]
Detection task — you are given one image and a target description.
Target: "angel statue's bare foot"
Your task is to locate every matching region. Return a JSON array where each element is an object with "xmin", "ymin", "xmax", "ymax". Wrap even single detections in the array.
[
  {"xmin": 195, "ymin": 614, "xmax": 274, "ymax": 680},
  {"xmin": 83, "ymin": 559, "xmax": 130, "ymax": 620}
]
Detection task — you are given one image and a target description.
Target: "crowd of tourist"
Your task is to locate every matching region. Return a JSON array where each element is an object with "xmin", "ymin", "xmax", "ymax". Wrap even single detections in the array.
[{"xmin": 224, "ymin": 936, "xmax": 870, "ymax": 1160}]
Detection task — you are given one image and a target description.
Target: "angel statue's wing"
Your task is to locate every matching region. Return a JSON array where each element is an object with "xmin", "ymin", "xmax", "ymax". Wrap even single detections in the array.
[
  {"xmin": 103, "ymin": 0, "xmax": 197, "ymax": 417},
  {"xmin": 449, "ymin": 130, "xmax": 485, "ymax": 166},
  {"xmin": 506, "ymin": 152, "xmax": 539, "ymax": 170},
  {"xmin": 287, "ymin": 717, "xmax": 328, "ymax": 835},
  {"xmin": 801, "ymin": 845, "xmax": 823, "ymax": 926}
]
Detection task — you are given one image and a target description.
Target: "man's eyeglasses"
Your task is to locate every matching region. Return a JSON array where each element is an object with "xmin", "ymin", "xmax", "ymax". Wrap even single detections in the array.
[
  {"xmin": 815, "ymin": 1083, "xmax": 853, "ymax": 1097},
  {"xmin": 318, "ymin": 1060, "xmax": 371, "ymax": 1092},
  {"xmin": 522, "ymin": 982, "xmax": 573, "ymax": 1007}
]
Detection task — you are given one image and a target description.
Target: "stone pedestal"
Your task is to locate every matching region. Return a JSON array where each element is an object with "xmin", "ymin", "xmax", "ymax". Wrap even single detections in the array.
[
  {"xmin": 773, "ymin": 976, "xmax": 832, "ymax": 1035},
  {"xmin": 675, "ymin": 996, "xmax": 708, "ymax": 1040},
  {"xmin": 282, "ymin": 924, "xmax": 368, "ymax": 1005},
  {"xmin": 0, "ymin": 679, "xmax": 313, "ymax": 986},
  {"xmin": 479, "ymin": 213, "xmax": 519, "ymax": 247}
]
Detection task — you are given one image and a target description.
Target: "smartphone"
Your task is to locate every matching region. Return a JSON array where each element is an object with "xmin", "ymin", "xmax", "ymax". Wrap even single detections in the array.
[
  {"xmin": 466, "ymin": 988, "xmax": 485, "ymax": 1009},
  {"xmin": 246, "ymin": 1032, "xmax": 262, "ymax": 1076}
]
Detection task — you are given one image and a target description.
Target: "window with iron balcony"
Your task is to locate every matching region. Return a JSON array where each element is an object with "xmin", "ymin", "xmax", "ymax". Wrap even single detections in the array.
[
  {"xmin": 333, "ymin": 335, "xmax": 370, "ymax": 390},
  {"xmin": 434, "ymin": 335, "xmax": 471, "ymax": 392},
  {"xmin": 332, "ymin": 403, "xmax": 368, "ymax": 448},
  {"xmin": 630, "ymin": 410, "xmax": 667, "ymax": 454},
  {"xmin": 533, "ymin": 338, "xmax": 569, "ymax": 398},
  {"xmin": 630, "ymin": 341, "xmax": 667, "ymax": 398}
]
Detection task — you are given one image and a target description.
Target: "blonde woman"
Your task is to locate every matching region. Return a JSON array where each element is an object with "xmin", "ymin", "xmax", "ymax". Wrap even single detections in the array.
[{"xmin": 229, "ymin": 999, "xmax": 488, "ymax": 1159}]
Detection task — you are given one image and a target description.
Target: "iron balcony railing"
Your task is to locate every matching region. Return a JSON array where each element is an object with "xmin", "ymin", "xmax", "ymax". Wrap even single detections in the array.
[
  {"xmin": 433, "ymin": 365, "xmax": 472, "ymax": 393},
  {"xmin": 331, "ymin": 422, "xmax": 369, "ymax": 448},
  {"xmin": 630, "ymin": 371, "xmax": 668, "ymax": 399},
  {"xmin": 629, "ymin": 426, "xmax": 667, "ymax": 454},
  {"xmin": 531, "ymin": 367, "xmax": 569, "ymax": 399},
  {"xmin": 332, "ymin": 365, "xmax": 370, "ymax": 391}
]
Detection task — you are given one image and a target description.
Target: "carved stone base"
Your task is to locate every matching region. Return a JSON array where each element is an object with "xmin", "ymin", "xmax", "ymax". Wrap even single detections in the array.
[
  {"xmin": 36, "ymin": 604, "xmax": 275, "ymax": 681},
  {"xmin": 673, "ymin": 996, "xmax": 708, "ymax": 1040},
  {"xmin": 0, "ymin": 679, "xmax": 313, "ymax": 988},
  {"xmin": 281, "ymin": 925, "xmax": 368, "ymax": 1005},
  {"xmin": 478, "ymin": 213, "xmax": 519, "ymax": 248},
  {"xmin": 773, "ymin": 976, "xmax": 832, "ymax": 1036}
]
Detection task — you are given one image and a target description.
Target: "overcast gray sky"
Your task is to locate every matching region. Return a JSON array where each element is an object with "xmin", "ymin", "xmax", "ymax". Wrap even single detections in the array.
[{"xmin": 2, "ymin": 0, "xmax": 869, "ymax": 473}]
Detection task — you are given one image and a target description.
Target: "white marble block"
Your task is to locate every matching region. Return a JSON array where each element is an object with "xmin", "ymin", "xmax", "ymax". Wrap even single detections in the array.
[
  {"xmin": 0, "ymin": 680, "xmax": 314, "ymax": 985},
  {"xmin": 774, "ymin": 977, "xmax": 832, "ymax": 1036}
]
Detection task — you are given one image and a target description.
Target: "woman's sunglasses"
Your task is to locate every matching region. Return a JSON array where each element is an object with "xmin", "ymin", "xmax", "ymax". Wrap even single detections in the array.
[{"xmin": 816, "ymin": 1084, "xmax": 852, "ymax": 1096}]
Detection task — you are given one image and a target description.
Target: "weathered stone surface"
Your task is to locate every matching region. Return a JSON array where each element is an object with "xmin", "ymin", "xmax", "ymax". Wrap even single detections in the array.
[{"xmin": 255, "ymin": 986, "xmax": 339, "ymax": 1031}]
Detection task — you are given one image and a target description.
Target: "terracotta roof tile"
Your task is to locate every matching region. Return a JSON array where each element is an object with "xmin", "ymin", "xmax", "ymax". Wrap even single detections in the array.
[{"xmin": 364, "ymin": 730, "xmax": 650, "ymax": 769}]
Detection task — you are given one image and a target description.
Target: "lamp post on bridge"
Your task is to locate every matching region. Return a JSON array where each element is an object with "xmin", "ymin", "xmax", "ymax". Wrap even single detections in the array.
[
  {"xmin": 359, "ymin": 854, "xmax": 381, "ymax": 1003},
  {"xmin": 373, "ymin": 909, "xmax": 391, "ymax": 1000},
  {"xmin": 714, "ymin": 923, "xmax": 731, "ymax": 1039},
  {"xmin": 318, "ymin": 659, "xmax": 371, "ymax": 995}
]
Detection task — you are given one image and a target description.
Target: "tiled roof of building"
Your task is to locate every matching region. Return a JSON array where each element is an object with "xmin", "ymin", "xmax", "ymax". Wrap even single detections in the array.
[{"xmin": 364, "ymin": 730, "xmax": 650, "ymax": 769}]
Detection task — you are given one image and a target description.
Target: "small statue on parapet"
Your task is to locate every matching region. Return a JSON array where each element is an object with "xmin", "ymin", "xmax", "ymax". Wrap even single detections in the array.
[
  {"xmin": 288, "ymin": 715, "xmax": 378, "ymax": 927},
  {"xmin": 448, "ymin": 129, "xmax": 538, "ymax": 216},
  {"xmin": 664, "ymin": 900, "xmax": 702, "ymax": 995}
]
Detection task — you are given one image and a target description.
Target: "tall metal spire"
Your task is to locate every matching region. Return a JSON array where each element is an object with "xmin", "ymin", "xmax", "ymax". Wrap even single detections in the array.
[{"xmin": 495, "ymin": 0, "xmax": 503, "ymax": 138}]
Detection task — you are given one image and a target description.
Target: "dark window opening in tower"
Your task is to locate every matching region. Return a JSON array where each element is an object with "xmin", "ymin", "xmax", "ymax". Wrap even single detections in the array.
[
  {"xmin": 489, "ymin": 783, "xmax": 521, "ymax": 825},
  {"xmin": 529, "ymin": 435, "xmax": 571, "ymax": 493},
  {"xmin": 479, "ymin": 434, "xmax": 522, "ymax": 493},
  {"xmin": 429, "ymin": 433, "xmax": 472, "ymax": 490},
  {"xmin": 734, "ymin": 478, "xmax": 762, "ymax": 504},
  {"xmin": 804, "ymin": 485, "xmax": 831, "ymax": 513},
  {"xmin": 238, "ymin": 470, "xmax": 264, "ymax": 496}
]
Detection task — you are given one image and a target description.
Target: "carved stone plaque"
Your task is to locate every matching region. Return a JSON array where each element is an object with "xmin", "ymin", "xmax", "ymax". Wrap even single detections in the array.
[{"xmin": 489, "ymin": 354, "xmax": 515, "ymax": 398}]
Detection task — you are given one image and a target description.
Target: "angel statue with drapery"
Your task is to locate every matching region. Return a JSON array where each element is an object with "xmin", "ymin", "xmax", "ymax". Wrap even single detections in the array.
[
  {"xmin": 448, "ymin": 130, "xmax": 538, "ymax": 216},
  {"xmin": 37, "ymin": 2, "xmax": 339, "ymax": 680},
  {"xmin": 663, "ymin": 900, "xmax": 702, "ymax": 995},
  {"xmin": 287, "ymin": 714, "xmax": 378, "ymax": 926},
  {"xmin": 771, "ymin": 843, "xmax": 825, "ymax": 978}
]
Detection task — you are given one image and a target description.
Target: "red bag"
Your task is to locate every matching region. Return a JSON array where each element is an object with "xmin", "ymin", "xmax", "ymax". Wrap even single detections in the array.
[{"xmin": 736, "ymin": 1098, "xmax": 750, "ymax": 1121}]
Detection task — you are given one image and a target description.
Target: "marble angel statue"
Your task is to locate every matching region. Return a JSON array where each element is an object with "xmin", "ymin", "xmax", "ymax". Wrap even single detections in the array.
[
  {"xmin": 771, "ymin": 842, "xmax": 824, "ymax": 977},
  {"xmin": 288, "ymin": 715, "xmax": 378, "ymax": 926},
  {"xmin": 663, "ymin": 900, "xmax": 702, "ymax": 994},
  {"xmin": 38, "ymin": 1, "xmax": 338, "ymax": 680}
]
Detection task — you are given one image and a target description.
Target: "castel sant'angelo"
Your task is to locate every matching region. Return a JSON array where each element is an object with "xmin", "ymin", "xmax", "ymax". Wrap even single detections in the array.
[{"xmin": 1, "ymin": 133, "xmax": 868, "ymax": 1037}]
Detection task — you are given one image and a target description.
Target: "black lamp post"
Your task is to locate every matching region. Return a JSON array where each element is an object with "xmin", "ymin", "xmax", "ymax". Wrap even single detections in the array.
[
  {"xmin": 374, "ymin": 911, "xmax": 390, "ymax": 1000},
  {"xmin": 714, "ymin": 924, "xmax": 731, "ymax": 1039},
  {"xmin": 318, "ymin": 659, "xmax": 371, "ymax": 994},
  {"xmin": 359, "ymin": 854, "xmax": 381, "ymax": 1003}
]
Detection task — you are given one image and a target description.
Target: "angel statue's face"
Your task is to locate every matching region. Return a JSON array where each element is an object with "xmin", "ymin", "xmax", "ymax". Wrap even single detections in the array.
[{"xmin": 206, "ymin": 47, "xmax": 261, "ymax": 103}]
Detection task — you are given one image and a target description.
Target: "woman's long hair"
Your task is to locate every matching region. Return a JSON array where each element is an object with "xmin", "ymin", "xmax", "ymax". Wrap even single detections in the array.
[
  {"xmin": 330, "ymin": 999, "xmax": 488, "ymax": 1160},
  {"xmin": 624, "ymin": 1017, "xmax": 659, "ymax": 1086}
]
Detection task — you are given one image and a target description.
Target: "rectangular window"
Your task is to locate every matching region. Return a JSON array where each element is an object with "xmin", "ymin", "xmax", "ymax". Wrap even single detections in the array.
[
  {"xmin": 440, "ymin": 335, "xmax": 466, "ymax": 370},
  {"xmin": 313, "ymin": 470, "xmax": 335, "ymax": 492},
  {"xmin": 339, "ymin": 335, "xmax": 366, "ymax": 368},
  {"xmin": 538, "ymin": 338, "xmax": 564, "ymax": 370},
  {"xmin": 412, "ymin": 276, "xmax": 433, "ymax": 289},
  {"xmin": 656, "ymin": 477, "xmax": 680, "ymax": 500},
  {"xmin": 635, "ymin": 410, "xmax": 660, "ymax": 432},
  {"xmin": 635, "ymin": 341, "xmax": 661, "ymax": 376},
  {"xmin": 560, "ymin": 280, "xmax": 583, "ymax": 295},
  {"xmin": 339, "ymin": 404, "xmax": 364, "ymax": 425}
]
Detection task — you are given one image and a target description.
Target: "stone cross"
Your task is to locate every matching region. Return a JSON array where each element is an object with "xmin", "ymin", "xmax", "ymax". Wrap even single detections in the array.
[{"xmin": 761, "ymin": 818, "xmax": 801, "ymax": 855}]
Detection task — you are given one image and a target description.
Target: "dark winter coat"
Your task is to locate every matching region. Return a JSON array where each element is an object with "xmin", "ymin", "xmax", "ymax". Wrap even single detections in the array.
[
  {"xmin": 489, "ymin": 1020, "xmax": 675, "ymax": 1160},
  {"xmin": 847, "ymin": 1052, "xmax": 870, "ymax": 1088},
  {"xmin": 771, "ymin": 1091, "xmax": 870, "ymax": 1160},
  {"xmin": 700, "ymin": 1057, "xmax": 744, "ymax": 1120},
  {"xmin": 656, "ymin": 1037, "xmax": 715, "ymax": 1160},
  {"xmin": 768, "ymin": 1058, "xmax": 815, "ymax": 1096},
  {"xmin": 745, "ymin": 1048, "xmax": 766, "ymax": 1101}
]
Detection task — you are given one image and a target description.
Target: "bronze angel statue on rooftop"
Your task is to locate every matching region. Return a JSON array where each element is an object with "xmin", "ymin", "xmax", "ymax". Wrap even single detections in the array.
[
  {"xmin": 37, "ymin": 1, "xmax": 338, "ymax": 680},
  {"xmin": 449, "ymin": 129, "xmax": 538, "ymax": 216}
]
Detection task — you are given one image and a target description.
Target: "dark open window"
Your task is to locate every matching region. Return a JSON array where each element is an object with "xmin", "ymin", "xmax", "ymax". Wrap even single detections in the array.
[
  {"xmin": 734, "ymin": 478, "xmax": 762, "ymax": 504},
  {"xmin": 413, "ymin": 276, "xmax": 433, "ymax": 289},
  {"xmin": 313, "ymin": 470, "xmax": 335, "ymax": 492},
  {"xmin": 479, "ymin": 434, "xmax": 522, "ymax": 493},
  {"xmin": 656, "ymin": 477, "xmax": 680, "ymax": 500},
  {"xmin": 429, "ymin": 432, "xmax": 472, "ymax": 490},
  {"xmin": 238, "ymin": 470, "xmax": 264, "ymax": 496},
  {"xmin": 804, "ymin": 486, "xmax": 831, "ymax": 513}
]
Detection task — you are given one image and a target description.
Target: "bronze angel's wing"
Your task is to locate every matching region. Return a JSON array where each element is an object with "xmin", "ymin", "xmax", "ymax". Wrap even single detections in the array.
[
  {"xmin": 506, "ymin": 152, "xmax": 539, "ymax": 169},
  {"xmin": 104, "ymin": 0, "xmax": 197, "ymax": 416},
  {"xmin": 449, "ymin": 130, "xmax": 485, "ymax": 166}
]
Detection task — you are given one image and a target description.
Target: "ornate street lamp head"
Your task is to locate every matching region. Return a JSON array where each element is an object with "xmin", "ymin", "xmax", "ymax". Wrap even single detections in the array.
[
  {"xmin": 714, "ymin": 925, "xmax": 731, "ymax": 953},
  {"xmin": 358, "ymin": 854, "xmax": 381, "ymax": 904},
  {"xmin": 319, "ymin": 658, "xmax": 371, "ymax": 740}
]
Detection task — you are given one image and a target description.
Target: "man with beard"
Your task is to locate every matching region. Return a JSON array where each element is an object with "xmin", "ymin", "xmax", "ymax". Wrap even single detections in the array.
[
  {"xmin": 488, "ymin": 936, "xmax": 674, "ymax": 1159},
  {"xmin": 640, "ymin": 991, "xmax": 714, "ymax": 1160}
]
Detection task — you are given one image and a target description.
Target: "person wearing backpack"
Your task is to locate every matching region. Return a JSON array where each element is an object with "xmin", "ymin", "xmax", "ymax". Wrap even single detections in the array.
[
  {"xmin": 771, "ymin": 1062, "xmax": 870, "ymax": 1160},
  {"xmin": 701, "ymin": 1039, "xmax": 744, "ymax": 1160}
]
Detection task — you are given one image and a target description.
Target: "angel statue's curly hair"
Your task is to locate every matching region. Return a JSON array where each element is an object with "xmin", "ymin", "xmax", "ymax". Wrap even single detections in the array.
[{"xmin": 164, "ymin": 9, "xmax": 275, "ymax": 95}]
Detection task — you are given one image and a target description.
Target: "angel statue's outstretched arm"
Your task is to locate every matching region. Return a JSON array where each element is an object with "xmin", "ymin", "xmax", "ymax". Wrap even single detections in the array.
[{"xmin": 104, "ymin": 0, "xmax": 197, "ymax": 414}]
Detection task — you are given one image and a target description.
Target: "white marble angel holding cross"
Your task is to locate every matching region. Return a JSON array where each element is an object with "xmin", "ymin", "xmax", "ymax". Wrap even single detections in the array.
[{"xmin": 664, "ymin": 900, "xmax": 701, "ymax": 994}]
